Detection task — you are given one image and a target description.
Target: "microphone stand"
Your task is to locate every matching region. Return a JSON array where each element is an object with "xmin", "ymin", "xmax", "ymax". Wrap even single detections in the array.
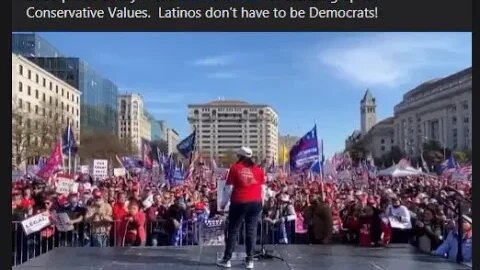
[{"xmin": 253, "ymin": 220, "xmax": 286, "ymax": 261}]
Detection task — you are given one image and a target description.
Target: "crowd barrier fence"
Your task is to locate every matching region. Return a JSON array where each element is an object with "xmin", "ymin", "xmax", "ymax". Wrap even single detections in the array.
[{"xmin": 12, "ymin": 219, "xmax": 301, "ymax": 266}]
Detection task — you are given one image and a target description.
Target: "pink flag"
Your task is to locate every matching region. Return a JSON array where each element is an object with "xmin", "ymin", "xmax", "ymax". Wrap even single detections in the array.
[{"xmin": 37, "ymin": 141, "xmax": 63, "ymax": 180}]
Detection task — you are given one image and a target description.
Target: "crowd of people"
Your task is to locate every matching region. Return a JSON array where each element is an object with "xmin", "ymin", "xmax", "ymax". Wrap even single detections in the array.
[{"xmin": 11, "ymin": 160, "xmax": 472, "ymax": 265}]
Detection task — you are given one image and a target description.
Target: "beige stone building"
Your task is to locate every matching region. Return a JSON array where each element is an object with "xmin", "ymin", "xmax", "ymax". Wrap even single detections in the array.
[
  {"xmin": 118, "ymin": 93, "xmax": 152, "ymax": 154},
  {"xmin": 12, "ymin": 54, "xmax": 81, "ymax": 169},
  {"xmin": 360, "ymin": 117, "xmax": 395, "ymax": 159},
  {"xmin": 393, "ymin": 67, "xmax": 472, "ymax": 156},
  {"xmin": 187, "ymin": 100, "xmax": 279, "ymax": 163}
]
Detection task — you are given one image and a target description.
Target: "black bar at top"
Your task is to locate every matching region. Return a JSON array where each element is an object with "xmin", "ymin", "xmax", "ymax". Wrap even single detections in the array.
[{"xmin": 12, "ymin": 0, "xmax": 472, "ymax": 31}]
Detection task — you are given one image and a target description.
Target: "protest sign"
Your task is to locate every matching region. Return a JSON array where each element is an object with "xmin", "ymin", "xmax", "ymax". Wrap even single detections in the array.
[
  {"xmin": 200, "ymin": 219, "xmax": 225, "ymax": 246},
  {"xmin": 21, "ymin": 213, "xmax": 51, "ymax": 235},
  {"xmin": 55, "ymin": 212, "xmax": 74, "ymax": 232},
  {"xmin": 93, "ymin": 159, "xmax": 108, "ymax": 179},
  {"xmin": 80, "ymin": 165, "xmax": 90, "ymax": 174},
  {"xmin": 56, "ymin": 177, "xmax": 78, "ymax": 195},
  {"xmin": 113, "ymin": 167, "xmax": 126, "ymax": 177},
  {"xmin": 217, "ymin": 179, "xmax": 230, "ymax": 212}
]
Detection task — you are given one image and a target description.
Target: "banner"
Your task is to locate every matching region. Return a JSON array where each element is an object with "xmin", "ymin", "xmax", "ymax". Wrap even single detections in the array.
[
  {"xmin": 56, "ymin": 177, "xmax": 78, "ymax": 195},
  {"xmin": 21, "ymin": 213, "xmax": 51, "ymax": 235},
  {"xmin": 289, "ymin": 125, "xmax": 320, "ymax": 172},
  {"xmin": 92, "ymin": 159, "xmax": 108, "ymax": 179},
  {"xmin": 200, "ymin": 219, "xmax": 225, "ymax": 246}
]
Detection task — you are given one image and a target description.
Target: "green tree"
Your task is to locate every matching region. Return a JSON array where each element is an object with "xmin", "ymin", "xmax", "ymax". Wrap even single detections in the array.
[
  {"xmin": 348, "ymin": 141, "xmax": 368, "ymax": 164},
  {"xmin": 453, "ymin": 151, "xmax": 468, "ymax": 164},
  {"xmin": 422, "ymin": 140, "xmax": 448, "ymax": 165}
]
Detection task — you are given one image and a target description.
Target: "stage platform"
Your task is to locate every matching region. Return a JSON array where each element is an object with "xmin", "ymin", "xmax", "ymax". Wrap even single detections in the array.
[{"xmin": 14, "ymin": 244, "xmax": 470, "ymax": 270}]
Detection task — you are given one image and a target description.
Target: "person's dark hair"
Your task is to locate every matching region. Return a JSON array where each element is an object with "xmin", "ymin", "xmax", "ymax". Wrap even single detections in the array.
[
  {"xmin": 238, "ymin": 155, "xmax": 255, "ymax": 167},
  {"xmin": 128, "ymin": 199, "xmax": 140, "ymax": 208}
]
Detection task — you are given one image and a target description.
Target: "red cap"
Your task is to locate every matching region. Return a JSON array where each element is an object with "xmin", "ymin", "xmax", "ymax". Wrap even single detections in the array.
[{"xmin": 195, "ymin": 202, "xmax": 205, "ymax": 211}]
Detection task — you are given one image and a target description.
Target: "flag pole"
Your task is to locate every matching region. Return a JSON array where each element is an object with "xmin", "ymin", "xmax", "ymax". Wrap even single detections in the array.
[{"xmin": 67, "ymin": 121, "xmax": 72, "ymax": 175}]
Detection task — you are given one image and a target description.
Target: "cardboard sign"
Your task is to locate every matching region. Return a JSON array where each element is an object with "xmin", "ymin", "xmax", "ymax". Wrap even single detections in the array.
[
  {"xmin": 217, "ymin": 179, "xmax": 230, "ymax": 212},
  {"xmin": 56, "ymin": 177, "xmax": 78, "ymax": 195},
  {"xmin": 200, "ymin": 219, "xmax": 225, "ymax": 246},
  {"xmin": 21, "ymin": 213, "xmax": 51, "ymax": 235},
  {"xmin": 113, "ymin": 167, "xmax": 126, "ymax": 177},
  {"xmin": 55, "ymin": 212, "xmax": 74, "ymax": 232},
  {"xmin": 93, "ymin": 159, "xmax": 108, "ymax": 179}
]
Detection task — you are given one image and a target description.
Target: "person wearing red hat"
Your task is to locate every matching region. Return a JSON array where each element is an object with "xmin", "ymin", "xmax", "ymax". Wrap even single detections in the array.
[
  {"xmin": 217, "ymin": 146, "xmax": 265, "ymax": 269},
  {"xmin": 85, "ymin": 189, "xmax": 113, "ymax": 247}
]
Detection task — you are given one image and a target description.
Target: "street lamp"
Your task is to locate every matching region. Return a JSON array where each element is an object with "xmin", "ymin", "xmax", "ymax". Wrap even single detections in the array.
[{"xmin": 423, "ymin": 136, "xmax": 446, "ymax": 159}]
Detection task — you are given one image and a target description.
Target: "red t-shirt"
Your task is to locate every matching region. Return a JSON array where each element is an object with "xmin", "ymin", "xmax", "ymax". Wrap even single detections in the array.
[{"xmin": 227, "ymin": 161, "xmax": 265, "ymax": 203}]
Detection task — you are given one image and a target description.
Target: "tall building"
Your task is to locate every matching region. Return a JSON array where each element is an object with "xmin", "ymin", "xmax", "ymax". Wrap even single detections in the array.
[
  {"xmin": 13, "ymin": 34, "xmax": 119, "ymax": 135},
  {"xmin": 157, "ymin": 120, "xmax": 168, "ymax": 142},
  {"xmin": 360, "ymin": 117, "xmax": 395, "ymax": 159},
  {"xmin": 118, "ymin": 93, "xmax": 152, "ymax": 153},
  {"xmin": 166, "ymin": 128, "xmax": 179, "ymax": 155},
  {"xmin": 12, "ymin": 54, "xmax": 81, "ymax": 169},
  {"xmin": 360, "ymin": 89, "xmax": 377, "ymax": 135},
  {"xmin": 187, "ymin": 100, "xmax": 279, "ymax": 162},
  {"xmin": 26, "ymin": 57, "xmax": 118, "ymax": 134},
  {"xmin": 12, "ymin": 33, "xmax": 63, "ymax": 57},
  {"xmin": 393, "ymin": 67, "xmax": 472, "ymax": 156},
  {"xmin": 149, "ymin": 116, "xmax": 163, "ymax": 142}
]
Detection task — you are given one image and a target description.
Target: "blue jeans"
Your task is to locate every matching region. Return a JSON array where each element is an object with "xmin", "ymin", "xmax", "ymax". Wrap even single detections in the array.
[
  {"xmin": 91, "ymin": 233, "xmax": 108, "ymax": 247},
  {"xmin": 223, "ymin": 201, "xmax": 262, "ymax": 261}
]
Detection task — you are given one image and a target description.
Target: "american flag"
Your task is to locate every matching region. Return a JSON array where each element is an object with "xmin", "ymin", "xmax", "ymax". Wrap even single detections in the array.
[
  {"xmin": 459, "ymin": 165, "xmax": 472, "ymax": 176},
  {"xmin": 184, "ymin": 151, "xmax": 199, "ymax": 183}
]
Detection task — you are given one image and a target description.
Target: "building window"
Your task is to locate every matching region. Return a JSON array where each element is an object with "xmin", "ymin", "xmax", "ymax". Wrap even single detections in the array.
[
  {"xmin": 35, "ymin": 89, "xmax": 39, "ymax": 99},
  {"xmin": 61, "ymin": 88, "xmax": 64, "ymax": 96},
  {"xmin": 28, "ymin": 70, "xmax": 31, "ymax": 79},
  {"xmin": 26, "ymin": 102, "xmax": 31, "ymax": 112},
  {"xmin": 19, "ymin": 65, "xmax": 23, "ymax": 75},
  {"xmin": 76, "ymin": 97, "xmax": 79, "ymax": 104},
  {"xmin": 18, "ymin": 99, "xmax": 23, "ymax": 108},
  {"xmin": 43, "ymin": 78, "xmax": 46, "ymax": 87},
  {"xmin": 463, "ymin": 102, "xmax": 468, "ymax": 110},
  {"xmin": 67, "ymin": 91, "xmax": 69, "ymax": 99},
  {"xmin": 55, "ymin": 99, "xmax": 58, "ymax": 107},
  {"xmin": 49, "ymin": 82, "xmax": 53, "ymax": 90},
  {"xmin": 381, "ymin": 146, "xmax": 385, "ymax": 151},
  {"xmin": 464, "ymin": 117, "xmax": 469, "ymax": 123},
  {"xmin": 452, "ymin": 117, "xmax": 457, "ymax": 125},
  {"xmin": 67, "ymin": 104, "xmax": 70, "ymax": 112},
  {"xmin": 42, "ymin": 108, "xmax": 46, "ymax": 116},
  {"xmin": 76, "ymin": 109, "xmax": 79, "ymax": 116},
  {"xmin": 42, "ymin": 93, "xmax": 46, "ymax": 102},
  {"xmin": 35, "ymin": 74, "xmax": 39, "ymax": 83},
  {"xmin": 27, "ymin": 86, "xmax": 31, "ymax": 95},
  {"xmin": 49, "ymin": 96, "xmax": 52, "ymax": 105},
  {"xmin": 18, "ymin": 82, "xmax": 23, "ymax": 92},
  {"xmin": 381, "ymin": 139, "xmax": 385, "ymax": 144},
  {"xmin": 61, "ymin": 102, "xmax": 64, "ymax": 110},
  {"xmin": 35, "ymin": 105, "xmax": 39, "ymax": 114}
]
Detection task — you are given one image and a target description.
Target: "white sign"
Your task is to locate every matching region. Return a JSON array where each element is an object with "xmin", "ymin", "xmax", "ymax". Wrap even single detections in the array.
[
  {"xmin": 217, "ymin": 179, "xmax": 230, "ymax": 212},
  {"xmin": 55, "ymin": 212, "xmax": 74, "ymax": 232},
  {"xmin": 56, "ymin": 177, "xmax": 78, "ymax": 195},
  {"xmin": 93, "ymin": 159, "xmax": 108, "ymax": 179},
  {"xmin": 21, "ymin": 213, "xmax": 51, "ymax": 235},
  {"xmin": 80, "ymin": 165, "xmax": 90, "ymax": 174},
  {"xmin": 113, "ymin": 167, "xmax": 126, "ymax": 177}
]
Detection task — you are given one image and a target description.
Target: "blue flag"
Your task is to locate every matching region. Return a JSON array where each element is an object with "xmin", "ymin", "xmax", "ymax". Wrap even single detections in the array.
[
  {"xmin": 62, "ymin": 122, "xmax": 77, "ymax": 155},
  {"xmin": 176, "ymin": 130, "xmax": 196, "ymax": 158},
  {"xmin": 289, "ymin": 125, "xmax": 320, "ymax": 172}
]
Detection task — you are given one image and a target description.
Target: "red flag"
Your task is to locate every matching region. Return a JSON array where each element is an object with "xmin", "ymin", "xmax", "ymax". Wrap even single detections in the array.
[
  {"xmin": 37, "ymin": 141, "xmax": 63, "ymax": 180},
  {"xmin": 143, "ymin": 142, "xmax": 153, "ymax": 169}
]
